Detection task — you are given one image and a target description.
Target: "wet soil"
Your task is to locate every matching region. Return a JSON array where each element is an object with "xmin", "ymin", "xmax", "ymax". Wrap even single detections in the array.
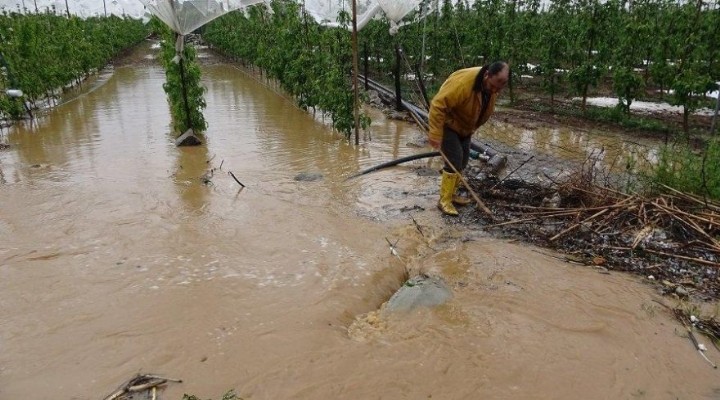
[{"xmin": 372, "ymin": 76, "xmax": 720, "ymax": 304}]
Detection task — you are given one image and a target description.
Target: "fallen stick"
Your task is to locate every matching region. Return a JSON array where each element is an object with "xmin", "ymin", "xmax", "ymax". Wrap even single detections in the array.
[
  {"xmin": 605, "ymin": 246, "xmax": 720, "ymax": 267},
  {"xmin": 549, "ymin": 208, "xmax": 609, "ymax": 242},
  {"xmin": 228, "ymin": 171, "xmax": 245, "ymax": 187},
  {"xmin": 411, "ymin": 217, "xmax": 425, "ymax": 238},
  {"xmin": 687, "ymin": 326, "xmax": 718, "ymax": 368},
  {"xmin": 128, "ymin": 378, "xmax": 167, "ymax": 392},
  {"xmin": 485, "ymin": 216, "xmax": 544, "ymax": 228},
  {"xmin": 661, "ymin": 184, "xmax": 720, "ymax": 211},
  {"xmin": 103, "ymin": 374, "xmax": 182, "ymax": 400},
  {"xmin": 652, "ymin": 201, "xmax": 720, "ymax": 252}
]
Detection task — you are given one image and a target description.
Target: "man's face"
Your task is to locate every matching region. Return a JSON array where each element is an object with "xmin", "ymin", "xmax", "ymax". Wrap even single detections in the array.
[{"xmin": 484, "ymin": 67, "xmax": 509, "ymax": 94}]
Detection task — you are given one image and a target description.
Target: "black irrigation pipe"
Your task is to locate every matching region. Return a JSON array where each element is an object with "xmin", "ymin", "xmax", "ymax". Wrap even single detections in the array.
[{"xmin": 345, "ymin": 151, "xmax": 440, "ymax": 180}]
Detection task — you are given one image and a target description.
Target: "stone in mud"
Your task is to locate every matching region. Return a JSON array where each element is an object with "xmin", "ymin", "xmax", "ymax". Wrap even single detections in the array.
[
  {"xmin": 486, "ymin": 154, "xmax": 508, "ymax": 174},
  {"xmin": 406, "ymin": 132, "xmax": 429, "ymax": 148},
  {"xmin": 415, "ymin": 167, "xmax": 439, "ymax": 177},
  {"xmin": 385, "ymin": 274, "xmax": 453, "ymax": 313},
  {"xmin": 367, "ymin": 90, "xmax": 382, "ymax": 106},
  {"xmin": 176, "ymin": 129, "xmax": 202, "ymax": 147},
  {"xmin": 294, "ymin": 172, "xmax": 324, "ymax": 182}
]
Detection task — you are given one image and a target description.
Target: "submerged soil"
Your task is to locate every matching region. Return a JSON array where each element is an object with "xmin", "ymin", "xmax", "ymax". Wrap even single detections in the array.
[{"xmin": 1, "ymin": 40, "xmax": 719, "ymax": 400}]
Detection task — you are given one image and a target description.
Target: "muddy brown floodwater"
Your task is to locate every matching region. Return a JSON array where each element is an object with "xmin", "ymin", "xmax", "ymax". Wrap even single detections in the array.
[{"xmin": 1, "ymin": 41, "xmax": 718, "ymax": 400}]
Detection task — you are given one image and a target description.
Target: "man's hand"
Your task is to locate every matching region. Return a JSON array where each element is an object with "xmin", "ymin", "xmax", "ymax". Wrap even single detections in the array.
[{"xmin": 428, "ymin": 138, "xmax": 440, "ymax": 149}]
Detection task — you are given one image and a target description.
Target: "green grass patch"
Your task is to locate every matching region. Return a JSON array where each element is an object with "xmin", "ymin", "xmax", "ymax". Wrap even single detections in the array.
[{"xmin": 646, "ymin": 138, "xmax": 720, "ymax": 200}]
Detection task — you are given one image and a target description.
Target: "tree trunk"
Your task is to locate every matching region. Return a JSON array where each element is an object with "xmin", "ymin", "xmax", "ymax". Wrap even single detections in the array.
[{"xmin": 351, "ymin": 0, "xmax": 360, "ymax": 145}]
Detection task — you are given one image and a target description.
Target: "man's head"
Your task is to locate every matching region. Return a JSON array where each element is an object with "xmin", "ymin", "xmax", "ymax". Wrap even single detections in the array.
[{"xmin": 474, "ymin": 61, "xmax": 509, "ymax": 94}]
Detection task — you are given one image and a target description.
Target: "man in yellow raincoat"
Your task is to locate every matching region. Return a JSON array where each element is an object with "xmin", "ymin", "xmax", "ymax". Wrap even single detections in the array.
[{"xmin": 428, "ymin": 61, "xmax": 509, "ymax": 216}]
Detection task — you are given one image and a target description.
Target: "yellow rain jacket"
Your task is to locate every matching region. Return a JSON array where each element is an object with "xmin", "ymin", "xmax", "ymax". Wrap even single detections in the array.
[{"xmin": 428, "ymin": 67, "xmax": 498, "ymax": 144}]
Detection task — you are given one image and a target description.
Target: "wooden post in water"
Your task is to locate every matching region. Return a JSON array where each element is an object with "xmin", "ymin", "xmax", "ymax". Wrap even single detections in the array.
[
  {"xmin": 351, "ymin": 0, "xmax": 360, "ymax": 145},
  {"xmin": 33, "ymin": 0, "xmax": 38, "ymax": 13},
  {"xmin": 64, "ymin": 0, "xmax": 70, "ymax": 17},
  {"xmin": 103, "ymin": 0, "xmax": 108, "ymax": 17}
]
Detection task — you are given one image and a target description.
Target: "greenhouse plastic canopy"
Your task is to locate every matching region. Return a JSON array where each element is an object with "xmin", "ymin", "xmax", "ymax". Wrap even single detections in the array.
[
  {"xmin": 303, "ymin": 0, "xmax": 421, "ymax": 29},
  {"xmin": 140, "ymin": 0, "xmax": 254, "ymax": 35},
  {"xmin": 0, "ymin": 0, "xmax": 422, "ymax": 31},
  {"xmin": 376, "ymin": 0, "xmax": 420, "ymax": 23},
  {"xmin": 0, "ymin": 0, "xmax": 148, "ymax": 18}
]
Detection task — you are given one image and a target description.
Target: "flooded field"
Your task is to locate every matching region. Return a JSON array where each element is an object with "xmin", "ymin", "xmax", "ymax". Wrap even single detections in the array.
[{"xmin": 0, "ymin": 41, "xmax": 718, "ymax": 399}]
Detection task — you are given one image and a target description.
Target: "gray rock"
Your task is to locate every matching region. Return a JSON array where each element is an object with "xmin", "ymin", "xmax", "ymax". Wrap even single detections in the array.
[
  {"xmin": 675, "ymin": 286, "xmax": 689, "ymax": 297},
  {"xmin": 294, "ymin": 172, "xmax": 324, "ymax": 182},
  {"xmin": 415, "ymin": 167, "xmax": 439, "ymax": 177},
  {"xmin": 406, "ymin": 132, "xmax": 429, "ymax": 148},
  {"xmin": 385, "ymin": 274, "xmax": 453, "ymax": 313},
  {"xmin": 366, "ymin": 90, "xmax": 382, "ymax": 105}
]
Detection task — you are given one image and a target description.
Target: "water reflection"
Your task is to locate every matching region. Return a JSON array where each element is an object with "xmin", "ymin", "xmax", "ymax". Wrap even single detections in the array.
[
  {"xmin": 482, "ymin": 121, "xmax": 659, "ymax": 172},
  {"xmin": 174, "ymin": 145, "xmax": 210, "ymax": 212}
]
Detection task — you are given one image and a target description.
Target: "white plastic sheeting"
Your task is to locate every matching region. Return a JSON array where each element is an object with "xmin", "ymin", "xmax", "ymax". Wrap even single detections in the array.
[
  {"xmin": 140, "ymin": 0, "xmax": 252, "ymax": 35},
  {"xmin": 376, "ymin": 0, "xmax": 420, "ymax": 23},
  {"xmin": 0, "ymin": 0, "xmax": 148, "ymax": 18},
  {"xmin": 303, "ymin": 0, "xmax": 421, "ymax": 29},
  {"xmin": 0, "ymin": 0, "xmax": 423, "ymax": 31}
]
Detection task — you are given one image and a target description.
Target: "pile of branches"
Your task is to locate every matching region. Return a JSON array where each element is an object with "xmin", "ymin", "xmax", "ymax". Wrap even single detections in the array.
[{"xmin": 466, "ymin": 162, "xmax": 720, "ymax": 300}]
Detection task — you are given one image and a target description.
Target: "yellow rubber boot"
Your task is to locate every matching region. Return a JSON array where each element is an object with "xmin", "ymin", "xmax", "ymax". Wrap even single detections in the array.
[
  {"xmin": 437, "ymin": 171, "xmax": 459, "ymax": 216},
  {"xmin": 452, "ymin": 177, "xmax": 473, "ymax": 206}
]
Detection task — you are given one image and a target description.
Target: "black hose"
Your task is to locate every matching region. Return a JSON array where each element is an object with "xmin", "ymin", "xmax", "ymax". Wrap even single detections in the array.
[{"xmin": 346, "ymin": 151, "xmax": 440, "ymax": 180}]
